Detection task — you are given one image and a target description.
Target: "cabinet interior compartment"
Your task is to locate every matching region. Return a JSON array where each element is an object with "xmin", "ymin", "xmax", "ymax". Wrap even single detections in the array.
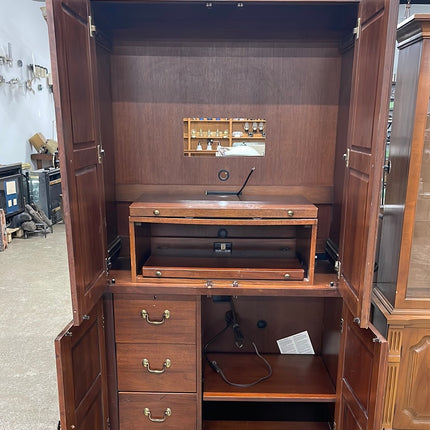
[
  {"xmin": 90, "ymin": 0, "xmax": 358, "ymax": 269},
  {"xmin": 131, "ymin": 221, "xmax": 317, "ymax": 282},
  {"xmin": 201, "ymin": 296, "xmax": 342, "ymax": 426}
]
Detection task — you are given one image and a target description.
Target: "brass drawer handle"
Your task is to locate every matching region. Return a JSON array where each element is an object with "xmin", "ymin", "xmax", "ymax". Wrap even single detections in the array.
[
  {"xmin": 141, "ymin": 309, "xmax": 170, "ymax": 325},
  {"xmin": 287, "ymin": 210, "xmax": 294, "ymax": 217},
  {"xmin": 142, "ymin": 358, "xmax": 171, "ymax": 374},
  {"xmin": 144, "ymin": 407, "xmax": 171, "ymax": 423}
]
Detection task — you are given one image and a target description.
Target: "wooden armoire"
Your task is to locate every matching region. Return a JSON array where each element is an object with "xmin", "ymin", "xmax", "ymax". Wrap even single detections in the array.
[{"xmin": 45, "ymin": 0, "xmax": 429, "ymax": 429}]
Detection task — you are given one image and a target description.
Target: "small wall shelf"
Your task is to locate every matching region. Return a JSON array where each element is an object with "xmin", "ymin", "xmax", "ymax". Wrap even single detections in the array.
[{"xmin": 183, "ymin": 118, "xmax": 266, "ymax": 156}]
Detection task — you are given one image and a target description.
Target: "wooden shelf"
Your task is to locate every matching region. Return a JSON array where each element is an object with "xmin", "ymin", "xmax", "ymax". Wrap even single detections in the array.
[
  {"xmin": 231, "ymin": 136, "xmax": 265, "ymax": 139},
  {"xmin": 141, "ymin": 256, "xmax": 305, "ymax": 280},
  {"xmin": 203, "ymin": 354, "xmax": 335, "ymax": 402},
  {"xmin": 203, "ymin": 421, "xmax": 331, "ymax": 429},
  {"xmin": 183, "ymin": 117, "xmax": 265, "ymax": 154}
]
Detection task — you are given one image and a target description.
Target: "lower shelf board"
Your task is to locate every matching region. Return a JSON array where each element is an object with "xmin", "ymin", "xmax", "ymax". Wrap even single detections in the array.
[
  {"xmin": 203, "ymin": 421, "xmax": 331, "ymax": 429},
  {"xmin": 203, "ymin": 354, "xmax": 336, "ymax": 402},
  {"xmin": 142, "ymin": 256, "xmax": 305, "ymax": 280}
]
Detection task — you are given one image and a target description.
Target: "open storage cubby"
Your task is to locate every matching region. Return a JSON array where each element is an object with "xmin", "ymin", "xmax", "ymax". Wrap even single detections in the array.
[
  {"xmin": 201, "ymin": 295, "xmax": 341, "ymax": 428},
  {"xmin": 129, "ymin": 194, "xmax": 318, "ymax": 285}
]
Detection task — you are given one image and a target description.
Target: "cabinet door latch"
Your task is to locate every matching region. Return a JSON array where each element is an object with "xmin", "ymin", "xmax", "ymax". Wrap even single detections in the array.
[
  {"xmin": 343, "ymin": 148, "xmax": 350, "ymax": 168},
  {"xmin": 97, "ymin": 144, "xmax": 105, "ymax": 164}
]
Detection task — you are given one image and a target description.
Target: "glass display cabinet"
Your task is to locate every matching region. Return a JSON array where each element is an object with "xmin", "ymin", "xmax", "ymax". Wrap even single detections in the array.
[{"xmin": 373, "ymin": 14, "xmax": 430, "ymax": 429}]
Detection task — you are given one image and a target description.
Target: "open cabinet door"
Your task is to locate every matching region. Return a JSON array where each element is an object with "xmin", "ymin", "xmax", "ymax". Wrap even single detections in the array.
[
  {"xmin": 55, "ymin": 300, "xmax": 109, "ymax": 429},
  {"xmin": 338, "ymin": 0, "xmax": 398, "ymax": 327},
  {"xmin": 335, "ymin": 306, "xmax": 388, "ymax": 430},
  {"xmin": 46, "ymin": 0, "xmax": 107, "ymax": 325}
]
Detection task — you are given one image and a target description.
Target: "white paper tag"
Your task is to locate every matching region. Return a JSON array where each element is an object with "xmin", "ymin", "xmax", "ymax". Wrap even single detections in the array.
[{"xmin": 277, "ymin": 330, "xmax": 315, "ymax": 355}]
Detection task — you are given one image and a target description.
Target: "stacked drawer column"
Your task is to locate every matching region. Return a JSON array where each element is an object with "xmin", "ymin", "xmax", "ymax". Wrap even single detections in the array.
[{"xmin": 114, "ymin": 294, "xmax": 201, "ymax": 429}]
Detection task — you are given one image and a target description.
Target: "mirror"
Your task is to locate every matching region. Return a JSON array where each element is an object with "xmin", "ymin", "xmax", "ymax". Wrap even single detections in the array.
[{"xmin": 183, "ymin": 118, "xmax": 265, "ymax": 157}]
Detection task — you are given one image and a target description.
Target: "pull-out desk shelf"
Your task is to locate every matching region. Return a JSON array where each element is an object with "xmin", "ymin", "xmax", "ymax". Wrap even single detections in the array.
[{"xmin": 129, "ymin": 194, "xmax": 318, "ymax": 285}]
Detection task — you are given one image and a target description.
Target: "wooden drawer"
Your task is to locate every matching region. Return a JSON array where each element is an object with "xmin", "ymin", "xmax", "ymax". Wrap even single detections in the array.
[
  {"xmin": 117, "ymin": 343, "xmax": 196, "ymax": 392},
  {"xmin": 114, "ymin": 296, "xmax": 196, "ymax": 344},
  {"xmin": 129, "ymin": 194, "xmax": 318, "ymax": 219},
  {"xmin": 119, "ymin": 392, "xmax": 197, "ymax": 429}
]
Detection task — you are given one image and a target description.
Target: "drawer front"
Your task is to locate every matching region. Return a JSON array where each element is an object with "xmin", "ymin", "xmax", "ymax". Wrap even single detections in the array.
[
  {"xmin": 117, "ymin": 343, "xmax": 196, "ymax": 392},
  {"xmin": 119, "ymin": 392, "xmax": 197, "ymax": 430},
  {"xmin": 114, "ymin": 297, "xmax": 196, "ymax": 344}
]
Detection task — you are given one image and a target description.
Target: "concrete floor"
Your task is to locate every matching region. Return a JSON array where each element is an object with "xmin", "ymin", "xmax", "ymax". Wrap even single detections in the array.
[{"xmin": 0, "ymin": 223, "xmax": 72, "ymax": 430}]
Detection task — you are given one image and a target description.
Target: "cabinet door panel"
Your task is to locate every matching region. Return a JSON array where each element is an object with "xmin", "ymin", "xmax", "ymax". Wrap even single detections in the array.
[
  {"xmin": 47, "ymin": 0, "xmax": 107, "ymax": 324},
  {"xmin": 335, "ymin": 307, "xmax": 388, "ymax": 430},
  {"xmin": 339, "ymin": 0, "xmax": 398, "ymax": 327},
  {"xmin": 55, "ymin": 300, "xmax": 109, "ymax": 430},
  {"xmin": 394, "ymin": 328, "xmax": 430, "ymax": 429}
]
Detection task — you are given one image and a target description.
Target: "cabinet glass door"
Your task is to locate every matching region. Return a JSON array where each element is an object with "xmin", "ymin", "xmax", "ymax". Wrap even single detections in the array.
[{"xmin": 406, "ymin": 100, "xmax": 430, "ymax": 299}]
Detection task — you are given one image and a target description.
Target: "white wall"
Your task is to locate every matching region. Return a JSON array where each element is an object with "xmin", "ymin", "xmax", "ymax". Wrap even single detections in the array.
[{"xmin": 0, "ymin": 0, "xmax": 56, "ymax": 169}]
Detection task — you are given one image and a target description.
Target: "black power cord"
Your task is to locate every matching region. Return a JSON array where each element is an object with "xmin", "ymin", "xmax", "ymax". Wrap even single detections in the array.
[{"xmin": 204, "ymin": 299, "xmax": 272, "ymax": 388}]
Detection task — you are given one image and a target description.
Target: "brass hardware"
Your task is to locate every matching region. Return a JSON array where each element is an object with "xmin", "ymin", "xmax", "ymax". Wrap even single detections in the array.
[
  {"xmin": 83, "ymin": 314, "xmax": 90, "ymax": 320},
  {"xmin": 144, "ymin": 407, "xmax": 172, "ymax": 423},
  {"xmin": 343, "ymin": 148, "xmax": 350, "ymax": 168},
  {"xmin": 142, "ymin": 358, "xmax": 171, "ymax": 373},
  {"xmin": 49, "ymin": 178, "xmax": 61, "ymax": 186},
  {"xmin": 284, "ymin": 273, "xmax": 291, "ymax": 280},
  {"xmin": 372, "ymin": 337, "xmax": 382, "ymax": 343},
  {"xmin": 232, "ymin": 280, "xmax": 239, "ymax": 287},
  {"xmin": 334, "ymin": 260, "xmax": 341, "ymax": 280},
  {"xmin": 384, "ymin": 159, "xmax": 391, "ymax": 174},
  {"xmin": 353, "ymin": 317, "xmax": 361, "ymax": 325},
  {"xmin": 153, "ymin": 209, "xmax": 160, "ymax": 216},
  {"xmin": 206, "ymin": 280, "xmax": 213, "ymax": 288},
  {"xmin": 97, "ymin": 144, "xmax": 105, "ymax": 164},
  {"xmin": 287, "ymin": 210, "xmax": 294, "ymax": 217},
  {"xmin": 141, "ymin": 309, "xmax": 170, "ymax": 325},
  {"xmin": 155, "ymin": 270, "xmax": 162, "ymax": 277},
  {"xmin": 88, "ymin": 15, "xmax": 97, "ymax": 38},
  {"xmin": 353, "ymin": 17, "xmax": 361, "ymax": 40}
]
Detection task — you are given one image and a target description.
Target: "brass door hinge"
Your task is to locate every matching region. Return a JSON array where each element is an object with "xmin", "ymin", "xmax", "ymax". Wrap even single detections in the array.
[
  {"xmin": 335, "ymin": 259, "xmax": 341, "ymax": 280},
  {"xmin": 353, "ymin": 17, "xmax": 361, "ymax": 40},
  {"xmin": 105, "ymin": 256, "xmax": 111, "ymax": 276},
  {"xmin": 89, "ymin": 15, "xmax": 97, "ymax": 38}
]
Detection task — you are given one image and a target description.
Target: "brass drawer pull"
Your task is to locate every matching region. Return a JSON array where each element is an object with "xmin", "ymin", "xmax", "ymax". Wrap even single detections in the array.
[
  {"xmin": 144, "ymin": 407, "xmax": 171, "ymax": 423},
  {"xmin": 142, "ymin": 358, "xmax": 171, "ymax": 374},
  {"xmin": 287, "ymin": 210, "xmax": 294, "ymax": 217},
  {"xmin": 141, "ymin": 309, "xmax": 170, "ymax": 325}
]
